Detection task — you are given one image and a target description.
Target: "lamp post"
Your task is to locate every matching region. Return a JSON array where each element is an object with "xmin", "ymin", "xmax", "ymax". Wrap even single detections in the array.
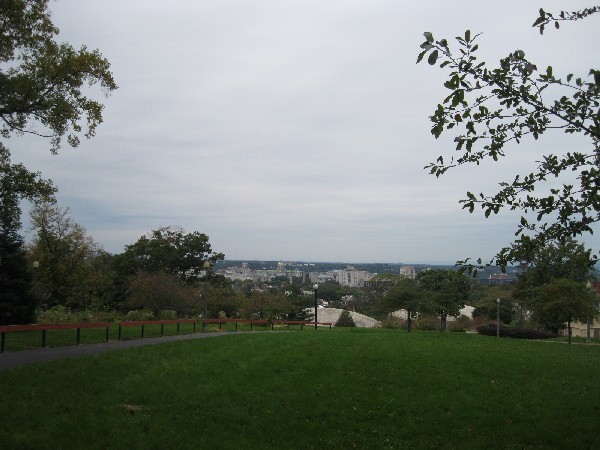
[
  {"xmin": 203, "ymin": 261, "xmax": 212, "ymax": 321},
  {"xmin": 496, "ymin": 298, "xmax": 501, "ymax": 338},
  {"xmin": 313, "ymin": 283, "xmax": 319, "ymax": 330},
  {"xmin": 32, "ymin": 261, "xmax": 39, "ymax": 312},
  {"xmin": 586, "ymin": 281, "xmax": 592, "ymax": 343}
]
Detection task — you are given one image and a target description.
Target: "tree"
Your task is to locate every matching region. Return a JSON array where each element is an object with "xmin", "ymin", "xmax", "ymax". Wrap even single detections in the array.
[
  {"xmin": 514, "ymin": 238, "xmax": 597, "ymax": 332},
  {"xmin": 417, "ymin": 7, "xmax": 600, "ymax": 269},
  {"xmin": 416, "ymin": 269, "xmax": 470, "ymax": 331},
  {"xmin": 335, "ymin": 310, "xmax": 356, "ymax": 327},
  {"xmin": 29, "ymin": 203, "xmax": 112, "ymax": 310},
  {"xmin": 0, "ymin": 150, "xmax": 54, "ymax": 323},
  {"xmin": 1, "ymin": 0, "xmax": 115, "ymax": 320},
  {"xmin": 380, "ymin": 275, "xmax": 424, "ymax": 332},
  {"xmin": 471, "ymin": 284, "xmax": 515, "ymax": 324},
  {"xmin": 1, "ymin": 0, "xmax": 117, "ymax": 154},
  {"xmin": 529, "ymin": 278, "xmax": 599, "ymax": 343},
  {"xmin": 119, "ymin": 226, "xmax": 225, "ymax": 285},
  {"xmin": 125, "ymin": 271, "xmax": 198, "ymax": 317},
  {"xmin": 238, "ymin": 291, "xmax": 293, "ymax": 320}
]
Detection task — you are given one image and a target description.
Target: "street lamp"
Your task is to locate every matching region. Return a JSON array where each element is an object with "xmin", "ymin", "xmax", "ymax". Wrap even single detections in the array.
[
  {"xmin": 496, "ymin": 298, "xmax": 501, "ymax": 338},
  {"xmin": 313, "ymin": 283, "xmax": 319, "ymax": 330},
  {"xmin": 203, "ymin": 261, "xmax": 212, "ymax": 321},
  {"xmin": 32, "ymin": 261, "xmax": 39, "ymax": 313}
]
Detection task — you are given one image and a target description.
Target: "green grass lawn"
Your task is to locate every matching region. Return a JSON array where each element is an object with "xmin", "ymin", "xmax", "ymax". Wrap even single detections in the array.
[{"xmin": 1, "ymin": 329, "xmax": 599, "ymax": 449}]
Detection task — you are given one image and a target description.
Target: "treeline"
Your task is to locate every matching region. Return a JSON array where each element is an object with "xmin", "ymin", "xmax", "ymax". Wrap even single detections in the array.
[{"xmin": 1, "ymin": 203, "xmax": 314, "ymax": 325}]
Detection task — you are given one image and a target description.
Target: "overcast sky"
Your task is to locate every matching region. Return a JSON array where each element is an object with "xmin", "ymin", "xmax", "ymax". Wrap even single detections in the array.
[{"xmin": 11, "ymin": 0, "xmax": 600, "ymax": 264}]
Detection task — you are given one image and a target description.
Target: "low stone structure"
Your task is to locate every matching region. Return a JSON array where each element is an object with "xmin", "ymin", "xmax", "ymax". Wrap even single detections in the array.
[{"xmin": 309, "ymin": 307, "xmax": 379, "ymax": 328}]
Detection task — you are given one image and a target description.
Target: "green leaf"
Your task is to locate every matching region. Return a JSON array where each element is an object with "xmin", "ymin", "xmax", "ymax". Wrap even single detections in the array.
[
  {"xmin": 416, "ymin": 50, "xmax": 427, "ymax": 64},
  {"xmin": 423, "ymin": 32, "xmax": 434, "ymax": 43},
  {"xmin": 532, "ymin": 17, "xmax": 545, "ymax": 27},
  {"xmin": 427, "ymin": 50, "xmax": 439, "ymax": 65},
  {"xmin": 465, "ymin": 30, "xmax": 471, "ymax": 42}
]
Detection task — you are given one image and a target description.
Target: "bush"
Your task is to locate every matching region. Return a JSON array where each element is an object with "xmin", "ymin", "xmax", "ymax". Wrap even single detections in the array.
[
  {"xmin": 476, "ymin": 323, "xmax": 557, "ymax": 340},
  {"xmin": 125, "ymin": 310, "xmax": 155, "ymax": 321},
  {"xmin": 158, "ymin": 310, "xmax": 177, "ymax": 320},
  {"xmin": 335, "ymin": 310, "xmax": 356, "ymax": 327},
  {"xmin": 448, "ymin": 314, "xmax": 473, "ymax": 332},
  {"xmin": 413, "ymin": 314, "xmax": 439, "ymax": 331},
  {"xmin": 379, "ymin": 316, "xmax": 405, "ymax": 329},
  {"xmin": 37, "ymin": 306, "xmax": 74, "ymax": 324},
  {"xmin": 37, "ymin": 307, "xmax": 124, "ymax": 324}
]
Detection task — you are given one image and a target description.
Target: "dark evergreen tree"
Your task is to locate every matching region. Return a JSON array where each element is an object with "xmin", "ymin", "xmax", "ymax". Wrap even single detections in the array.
[
  {"xmin": 0, "ymin": 149, "xmax": 54, "ymax": 324},
  {"xmin": 335, "ymin": 310, "xmax": 356, "ymax": 327},
  {"xmin": 0, "ymin": 230, "xmax": 36, "ymax": 324}
]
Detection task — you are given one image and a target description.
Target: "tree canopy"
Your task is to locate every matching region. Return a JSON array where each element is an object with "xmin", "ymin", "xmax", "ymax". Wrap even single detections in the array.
[
  {"xmin": 378, "ymin": 274, "xmax": 424, "ymax": 332},
  {"xmin": 0, "ymin": 0, "xmax": 116, "ymax": 321},
  {"xmin": 513, "ymin": 238, "xmax": 597, "ymax": 333},
  {"xmin": 1, "ymin": 0, "xmax": 117, "ymax": 153},
  {"xmin": 417, "ymin": 6, "xmax": 600, "ymax": 269},
  {"xmin": 119, "ymin": 226, "xmax": 225, "ymax": 285},
  {"xmin": 530, "ymin": 278, "xmax": 598, "ymax": 343},
  {"xmin": 416, "ymin": 269, "xmax": 470, "ymax": 331}
]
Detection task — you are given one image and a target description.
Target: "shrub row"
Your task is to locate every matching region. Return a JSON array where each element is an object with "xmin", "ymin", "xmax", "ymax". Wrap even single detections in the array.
[{"xmin": 477, "ymin": 323, "xmax": 557, "ymax": 340}]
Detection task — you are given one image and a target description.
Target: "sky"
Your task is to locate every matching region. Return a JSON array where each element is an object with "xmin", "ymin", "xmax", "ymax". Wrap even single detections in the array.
[{"xmin": 10, "ymin": 0, "xmax": 600, "ymax": 264}]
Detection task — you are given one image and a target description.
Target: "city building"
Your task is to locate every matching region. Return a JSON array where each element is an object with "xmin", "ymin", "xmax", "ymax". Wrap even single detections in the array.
[
  {"xmin": 334, "ymin": 266, "xmax": 373, "ymax": 288},
  {"xmin": 399, "ymin": 265, "xmax": 416, "ymax": 279}
]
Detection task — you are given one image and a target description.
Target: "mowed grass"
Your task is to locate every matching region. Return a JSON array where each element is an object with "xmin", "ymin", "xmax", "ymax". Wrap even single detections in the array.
[{"xmin": 1, "ymin": 330, "xmax": 599, "ymax": 449}]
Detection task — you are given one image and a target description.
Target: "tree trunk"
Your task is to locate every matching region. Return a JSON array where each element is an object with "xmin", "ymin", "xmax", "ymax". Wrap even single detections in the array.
[
  {"xmin": 568, "ymin": 320, "xmax": 572, "ymax": 344},
  {"xmin": 407, "ymin": 310, "xmax": 412, "ymax": 332},
  {"xmin": 440, "ymin": 314, "xmax": 447, "ymax": 332}
]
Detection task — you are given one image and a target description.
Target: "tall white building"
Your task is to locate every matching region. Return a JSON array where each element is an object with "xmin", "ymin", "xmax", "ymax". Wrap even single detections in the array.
[
  {"xmin": 335, "ymin": 266, "xmax": 373, "ymax": 288},
  {"xmin": 399, "ymin": 266, "xmax": 416, "ymax": 279}
]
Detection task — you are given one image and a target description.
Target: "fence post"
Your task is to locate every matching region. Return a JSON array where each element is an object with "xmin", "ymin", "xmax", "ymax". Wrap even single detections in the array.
[
  {"xmin": 1, "ymin": 332, "xmax": 5, "ymax": 352},
  {"xmin": 105, "ymin": 326, "xmax": 109, "ymax": 343},
  {"xmin": 77, "ymin": 327, "xmax": 81, "ymax": 345},
  {"xmin": 118, "ymin": 325, "xmax": 122, "ymax": 340},
  {"xmin": 141, "ymin": 325, "xmax": 144, "ymax": 338},
  {"xmin": 42, "ymin": 329, "xmax": 46, "ymax": 348}
]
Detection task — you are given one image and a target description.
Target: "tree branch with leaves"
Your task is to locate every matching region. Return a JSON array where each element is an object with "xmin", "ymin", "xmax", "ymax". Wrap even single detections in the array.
[{"xmin": 417, "ymin": 6, "xmax": 600, "ymax": 269}]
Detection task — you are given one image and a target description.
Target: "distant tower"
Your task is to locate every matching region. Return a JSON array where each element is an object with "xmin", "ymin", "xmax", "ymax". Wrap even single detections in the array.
[
  {"xmin": 277, "ymin": 261, "xmax": 286, "ymax": 273},
  {"xmin": 399, "ymin": 266, "xmax": 416, "ymax": 279}
]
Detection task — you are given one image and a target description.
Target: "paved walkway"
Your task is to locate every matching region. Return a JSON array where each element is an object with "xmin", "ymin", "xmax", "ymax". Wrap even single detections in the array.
[{"xmin": 0, "ymin": 332, "xmax": 235, "ymax": 371}]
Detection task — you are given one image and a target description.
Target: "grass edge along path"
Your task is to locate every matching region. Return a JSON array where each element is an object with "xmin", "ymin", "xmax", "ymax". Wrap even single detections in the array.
[{"xmin": 1, "ymin": 330, "xmax": 599, "ymax": 449}]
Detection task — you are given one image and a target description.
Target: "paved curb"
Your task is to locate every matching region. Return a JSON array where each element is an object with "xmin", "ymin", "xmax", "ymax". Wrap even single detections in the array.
[{"xmin": 0, "ymin": 332, "xmax": 237, "ymax": 371}]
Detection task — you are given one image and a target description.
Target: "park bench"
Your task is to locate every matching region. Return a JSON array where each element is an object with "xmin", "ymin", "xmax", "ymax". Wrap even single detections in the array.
[
  {"xmin": 117, "ymin": 319, "xmax": 197, "ymax": 340},
  {"xmin": 271, "ymin": 320, "xmax": 333, "ymax": 330},
  {"xmin": 202, "ymin": 318, "xmax": 268, "ymax": 332},
  {"xmin": 0, "ymin": 322, "xmax": 112, "ymax": 352}
]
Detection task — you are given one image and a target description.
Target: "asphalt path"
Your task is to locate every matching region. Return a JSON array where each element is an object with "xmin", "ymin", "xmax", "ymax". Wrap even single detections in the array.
[{"xmin": 0, "ymin": 332, "xmax": 236, "ymax": 371}]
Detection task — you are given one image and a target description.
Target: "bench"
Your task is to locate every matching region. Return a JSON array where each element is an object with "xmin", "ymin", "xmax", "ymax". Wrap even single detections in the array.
[
  {"xmin": 0, "ymin": 322, "xmax": 112, "ymax": 352},
  {"xmin": 118, "ymin": 319, "xmax": 197, "ymax": 339},
  {"xmin": 202, "ymin": 318, "xmax": 268, "ymax": 332}
]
